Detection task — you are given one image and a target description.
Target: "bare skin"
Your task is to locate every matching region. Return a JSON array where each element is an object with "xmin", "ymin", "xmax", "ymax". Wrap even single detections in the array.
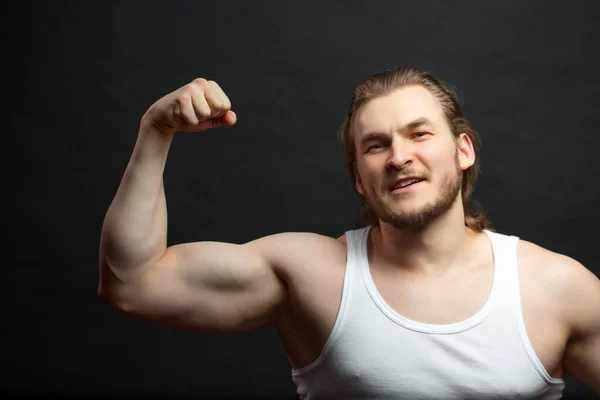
[{"xmin": 98, "ymin": 79, "xmax": 600, "ymax": 394}]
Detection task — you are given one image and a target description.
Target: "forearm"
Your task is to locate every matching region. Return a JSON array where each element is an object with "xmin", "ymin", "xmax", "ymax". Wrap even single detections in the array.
[
  {"xmin": 99, "ymin": 123, "xmax": 174, "ymax": 290},
  {"xmin": 98, "ymin": 77, "xmax": 235, "ymax": 308}
]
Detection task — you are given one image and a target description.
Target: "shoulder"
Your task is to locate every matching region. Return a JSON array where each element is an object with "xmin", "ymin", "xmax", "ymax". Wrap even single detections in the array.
[
  {"xmin": 249, "ymin": 230, "xmax": 348, "ymax": 252},
  {"xmin": 516, "ymin": 239, "xmax": 595, "ymax": 292},
  {"xmin": 517, "ymin": 239, "xmax": 582, "ymax": 275},
  {"xmin": 245, "ymin": 230, "xmax": 348, "ymax": 277},
  {"xmin": 517, "ymin": 239, "xmax": 600, "ymax": 336}
]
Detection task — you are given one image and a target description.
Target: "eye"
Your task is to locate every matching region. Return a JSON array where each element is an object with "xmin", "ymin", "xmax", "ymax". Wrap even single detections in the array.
[
  {"xmin": 367, "ymin": 143, "xmax": 385, "ymax": 151},
  {"xmin": 413, "ymin": 132, "xmax": 430, "ymax": 139}
]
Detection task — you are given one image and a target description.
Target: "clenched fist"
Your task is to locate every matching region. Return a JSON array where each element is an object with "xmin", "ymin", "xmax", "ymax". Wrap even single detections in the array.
[{"xmin": 141, "ymin": 78, "xmax": 237, "ymax": 136}]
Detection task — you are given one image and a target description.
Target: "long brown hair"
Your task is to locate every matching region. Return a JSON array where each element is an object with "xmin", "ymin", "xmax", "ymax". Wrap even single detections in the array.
[{"xmin": 338, "ymin": 65, "xmax": 493, "ymax": 231}]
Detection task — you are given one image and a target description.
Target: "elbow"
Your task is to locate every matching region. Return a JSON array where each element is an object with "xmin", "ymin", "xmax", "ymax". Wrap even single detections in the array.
[
  {"xmin": 97, "ymin": 260, "xmax": 144, "ymax": 313},
  {"xmin": 97, "ymin": 283, "xmax": 138, "ymax": 314},
  {"xmin": 97, "ymin": 284, "xmax": 121, "ymax": 311},
  {"xmin": 97, "ymin": 285, "xmax": 115, "ymax": 307}
]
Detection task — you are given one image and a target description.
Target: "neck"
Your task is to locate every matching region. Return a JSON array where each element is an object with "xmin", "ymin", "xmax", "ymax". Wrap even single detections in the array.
[{"xmin": 371, "ymin": 201, "xmax": 481, "ymax": 278}]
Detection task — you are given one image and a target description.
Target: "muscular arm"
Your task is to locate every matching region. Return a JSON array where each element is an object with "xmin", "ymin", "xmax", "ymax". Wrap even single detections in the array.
[
  {"xmin": 108, "ymin": 234, "xmax": 290, "ymax": 334},
  {"xmin": 98, "ymin": 78, "xmax": 290, "ymax": 333},
  {"xmin": 560, "ymin": 257, "xmax": 600, "ymax": 394}
]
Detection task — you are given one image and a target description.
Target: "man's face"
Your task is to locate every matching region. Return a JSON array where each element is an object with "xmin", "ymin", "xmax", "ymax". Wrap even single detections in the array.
[{"xmin": 353, "ymin": 85, "xmax": 474, "ymax": 230}]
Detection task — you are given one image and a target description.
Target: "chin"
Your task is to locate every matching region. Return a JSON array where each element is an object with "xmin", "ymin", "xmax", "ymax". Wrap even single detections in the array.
[{"xmin": 385, "ymin": 198, "xmax": 424, "ymax": 212}]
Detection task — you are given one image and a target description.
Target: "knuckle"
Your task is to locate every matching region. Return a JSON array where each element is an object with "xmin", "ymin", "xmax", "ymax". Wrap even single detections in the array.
[
  {"xmin": 175, "ymin": 93, "xmax": 190, "ymax": 106},
  {"xmin": 209, "ymin": 80, "xmax": 224, "ymax": 93},
  {"xmin": 180, "ymin": 84, "xmax": 195, "ymax": 97},
  {"xmin": 192, "ymin": 77, "xmax": 207, "ymax": 86}
]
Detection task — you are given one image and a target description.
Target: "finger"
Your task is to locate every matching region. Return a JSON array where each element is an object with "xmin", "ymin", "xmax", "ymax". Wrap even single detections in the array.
[
  {"xmin": 196, "ymin": 110, "xmax": 236, "ymax": 131},
  {"xmin": 214, "ymin": 81, "xmax": 232, "ymax": 111},
  {"xmin": 176, "ymin": 90, "xmax": 200, "ymax": 127},
  {"xmin": 190, "ymin": 85, "xmax": 212, "ymax": 122},
  {"xmin": 204, "ymin": 81, "xmax": 229, "ymax": 118}
]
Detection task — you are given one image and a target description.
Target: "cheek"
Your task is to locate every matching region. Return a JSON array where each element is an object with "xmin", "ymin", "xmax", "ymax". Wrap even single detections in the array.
[
  {"xmin": 357, "ymin": 170, "xmax": 384, "ymax": 196},
  {"xmin": 419, "ymin": 147, "xmax": 446, "ymax": 171},
  {"xmin": 421, "ymin": 142, "xmax": 457, "ymax": 170},
  {"xmin": 357, "ymin": 159, "xmax": 381, "ymax": 182}
]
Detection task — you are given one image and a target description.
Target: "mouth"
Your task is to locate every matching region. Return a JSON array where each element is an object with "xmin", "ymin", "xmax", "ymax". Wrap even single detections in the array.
[{"xmin": 389, "ymin": 177, "xmax": 425, "ymax": 193}]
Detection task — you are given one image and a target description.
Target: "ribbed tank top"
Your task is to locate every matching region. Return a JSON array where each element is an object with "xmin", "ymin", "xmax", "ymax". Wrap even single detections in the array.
[{"xmin": 291, "ymin": 226, "xmax": 565, "ymax": 399}]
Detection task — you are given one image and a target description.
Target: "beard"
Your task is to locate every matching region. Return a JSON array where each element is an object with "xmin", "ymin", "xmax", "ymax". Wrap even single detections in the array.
[{"xmin": 360, "ymin": 156, "xmax": 462, "ymax": 230}]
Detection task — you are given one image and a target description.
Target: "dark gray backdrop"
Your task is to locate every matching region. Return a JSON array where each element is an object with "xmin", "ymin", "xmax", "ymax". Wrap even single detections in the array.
[{"xmin": 6, "ymin": 1, "xmax": 599, "ymax": 398}]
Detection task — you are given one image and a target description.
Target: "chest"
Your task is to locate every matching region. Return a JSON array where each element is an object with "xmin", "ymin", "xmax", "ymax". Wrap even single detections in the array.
[
  {"xmin": 280, "ymin": 256, "xmax": 568, "ymax": 381},
  {"xmin": 301, "ymin": 324, "xmax": 560, "ymax": 399},
  {"xmin": 373, "ymin": 263, "xmax": 567, "ymax": 377},
  {"xmin": 372, "ymin": 263, "xmax": 494, "ymax": 324}
]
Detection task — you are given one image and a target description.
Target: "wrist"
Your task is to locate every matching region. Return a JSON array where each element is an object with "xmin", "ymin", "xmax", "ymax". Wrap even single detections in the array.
[{"xmin": 139, "ymin": 114, "xmax": 176, "ymax": 140}]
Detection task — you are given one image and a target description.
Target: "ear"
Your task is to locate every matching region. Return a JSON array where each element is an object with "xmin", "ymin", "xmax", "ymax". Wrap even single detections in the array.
[
  {"xmin": 456, "ymin": 133, "xmax": 475, "ymax": 171},
  {"xmin": 354, "ymin": 164, "xmax": 364, "ymax": 195}
]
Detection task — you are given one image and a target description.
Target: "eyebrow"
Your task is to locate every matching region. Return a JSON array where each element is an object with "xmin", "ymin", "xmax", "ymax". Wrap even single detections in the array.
[{"xmin": 358, "ymin": 117, "xmax": 435, "ymax": 147}]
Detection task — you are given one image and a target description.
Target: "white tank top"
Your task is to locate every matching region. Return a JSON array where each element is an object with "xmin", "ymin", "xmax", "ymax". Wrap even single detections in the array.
[{"xmin": 291, "ymin": 226, "xmax": 565, "ymax": 399}]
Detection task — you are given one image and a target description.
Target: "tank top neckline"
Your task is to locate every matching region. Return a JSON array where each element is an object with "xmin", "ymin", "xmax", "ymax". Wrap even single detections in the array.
[{"xmin": 357, "ymin": 226, "xmax": 501, "ymax": 334}]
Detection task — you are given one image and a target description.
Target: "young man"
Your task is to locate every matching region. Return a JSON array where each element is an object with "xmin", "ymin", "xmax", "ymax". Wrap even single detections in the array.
[{"xmin": 98, "ymin": 65, "xmax": 600, "ymax": 398}]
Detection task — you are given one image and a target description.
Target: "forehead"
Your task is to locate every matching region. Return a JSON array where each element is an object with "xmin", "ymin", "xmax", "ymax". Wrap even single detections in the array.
[{"xmin": 353, "ymin": 85, "xmax": 445, "ymax": 136}]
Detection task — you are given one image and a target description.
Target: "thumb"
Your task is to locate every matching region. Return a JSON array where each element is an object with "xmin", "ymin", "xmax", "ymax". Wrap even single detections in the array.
[
  {"xmin": 202, "ymin": 110, "xmax": 236, "ymax": 131},
  {"xmin": 221, "ymin": 110, "xmax": 237, "ymax": 126}
]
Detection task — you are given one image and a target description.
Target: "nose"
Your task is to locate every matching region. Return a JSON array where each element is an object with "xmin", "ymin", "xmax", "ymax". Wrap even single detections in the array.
[{"xmin": 386, "ymin": 140, "xmax": 413, "ymax": 170}]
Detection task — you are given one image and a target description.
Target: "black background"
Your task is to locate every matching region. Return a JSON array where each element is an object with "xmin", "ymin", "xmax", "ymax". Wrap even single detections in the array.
[{"xmin": 6, "ymin": 1, "xmax": 599, "ymax": 398}]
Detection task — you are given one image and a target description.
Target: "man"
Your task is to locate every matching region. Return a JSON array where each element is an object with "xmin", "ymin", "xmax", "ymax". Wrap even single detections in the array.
[{"xmin": 98, "ymin": 65, "xmax": 600, "ymax": 398}]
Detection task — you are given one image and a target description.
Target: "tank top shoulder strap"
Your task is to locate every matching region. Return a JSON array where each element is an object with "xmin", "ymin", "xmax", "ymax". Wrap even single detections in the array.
[
  {"xmin": 345, "ymin": 226, "xmax": 371, "ymax": 267},
  {"xmin": 483, "ymin": 229, "xmax": 520, "ymax": 299}
]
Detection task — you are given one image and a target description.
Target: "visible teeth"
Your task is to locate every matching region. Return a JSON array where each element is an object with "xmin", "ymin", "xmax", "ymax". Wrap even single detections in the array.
[{"xmin": 396, "ymin": 178, "xmax": 421, "ymax": 189}]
